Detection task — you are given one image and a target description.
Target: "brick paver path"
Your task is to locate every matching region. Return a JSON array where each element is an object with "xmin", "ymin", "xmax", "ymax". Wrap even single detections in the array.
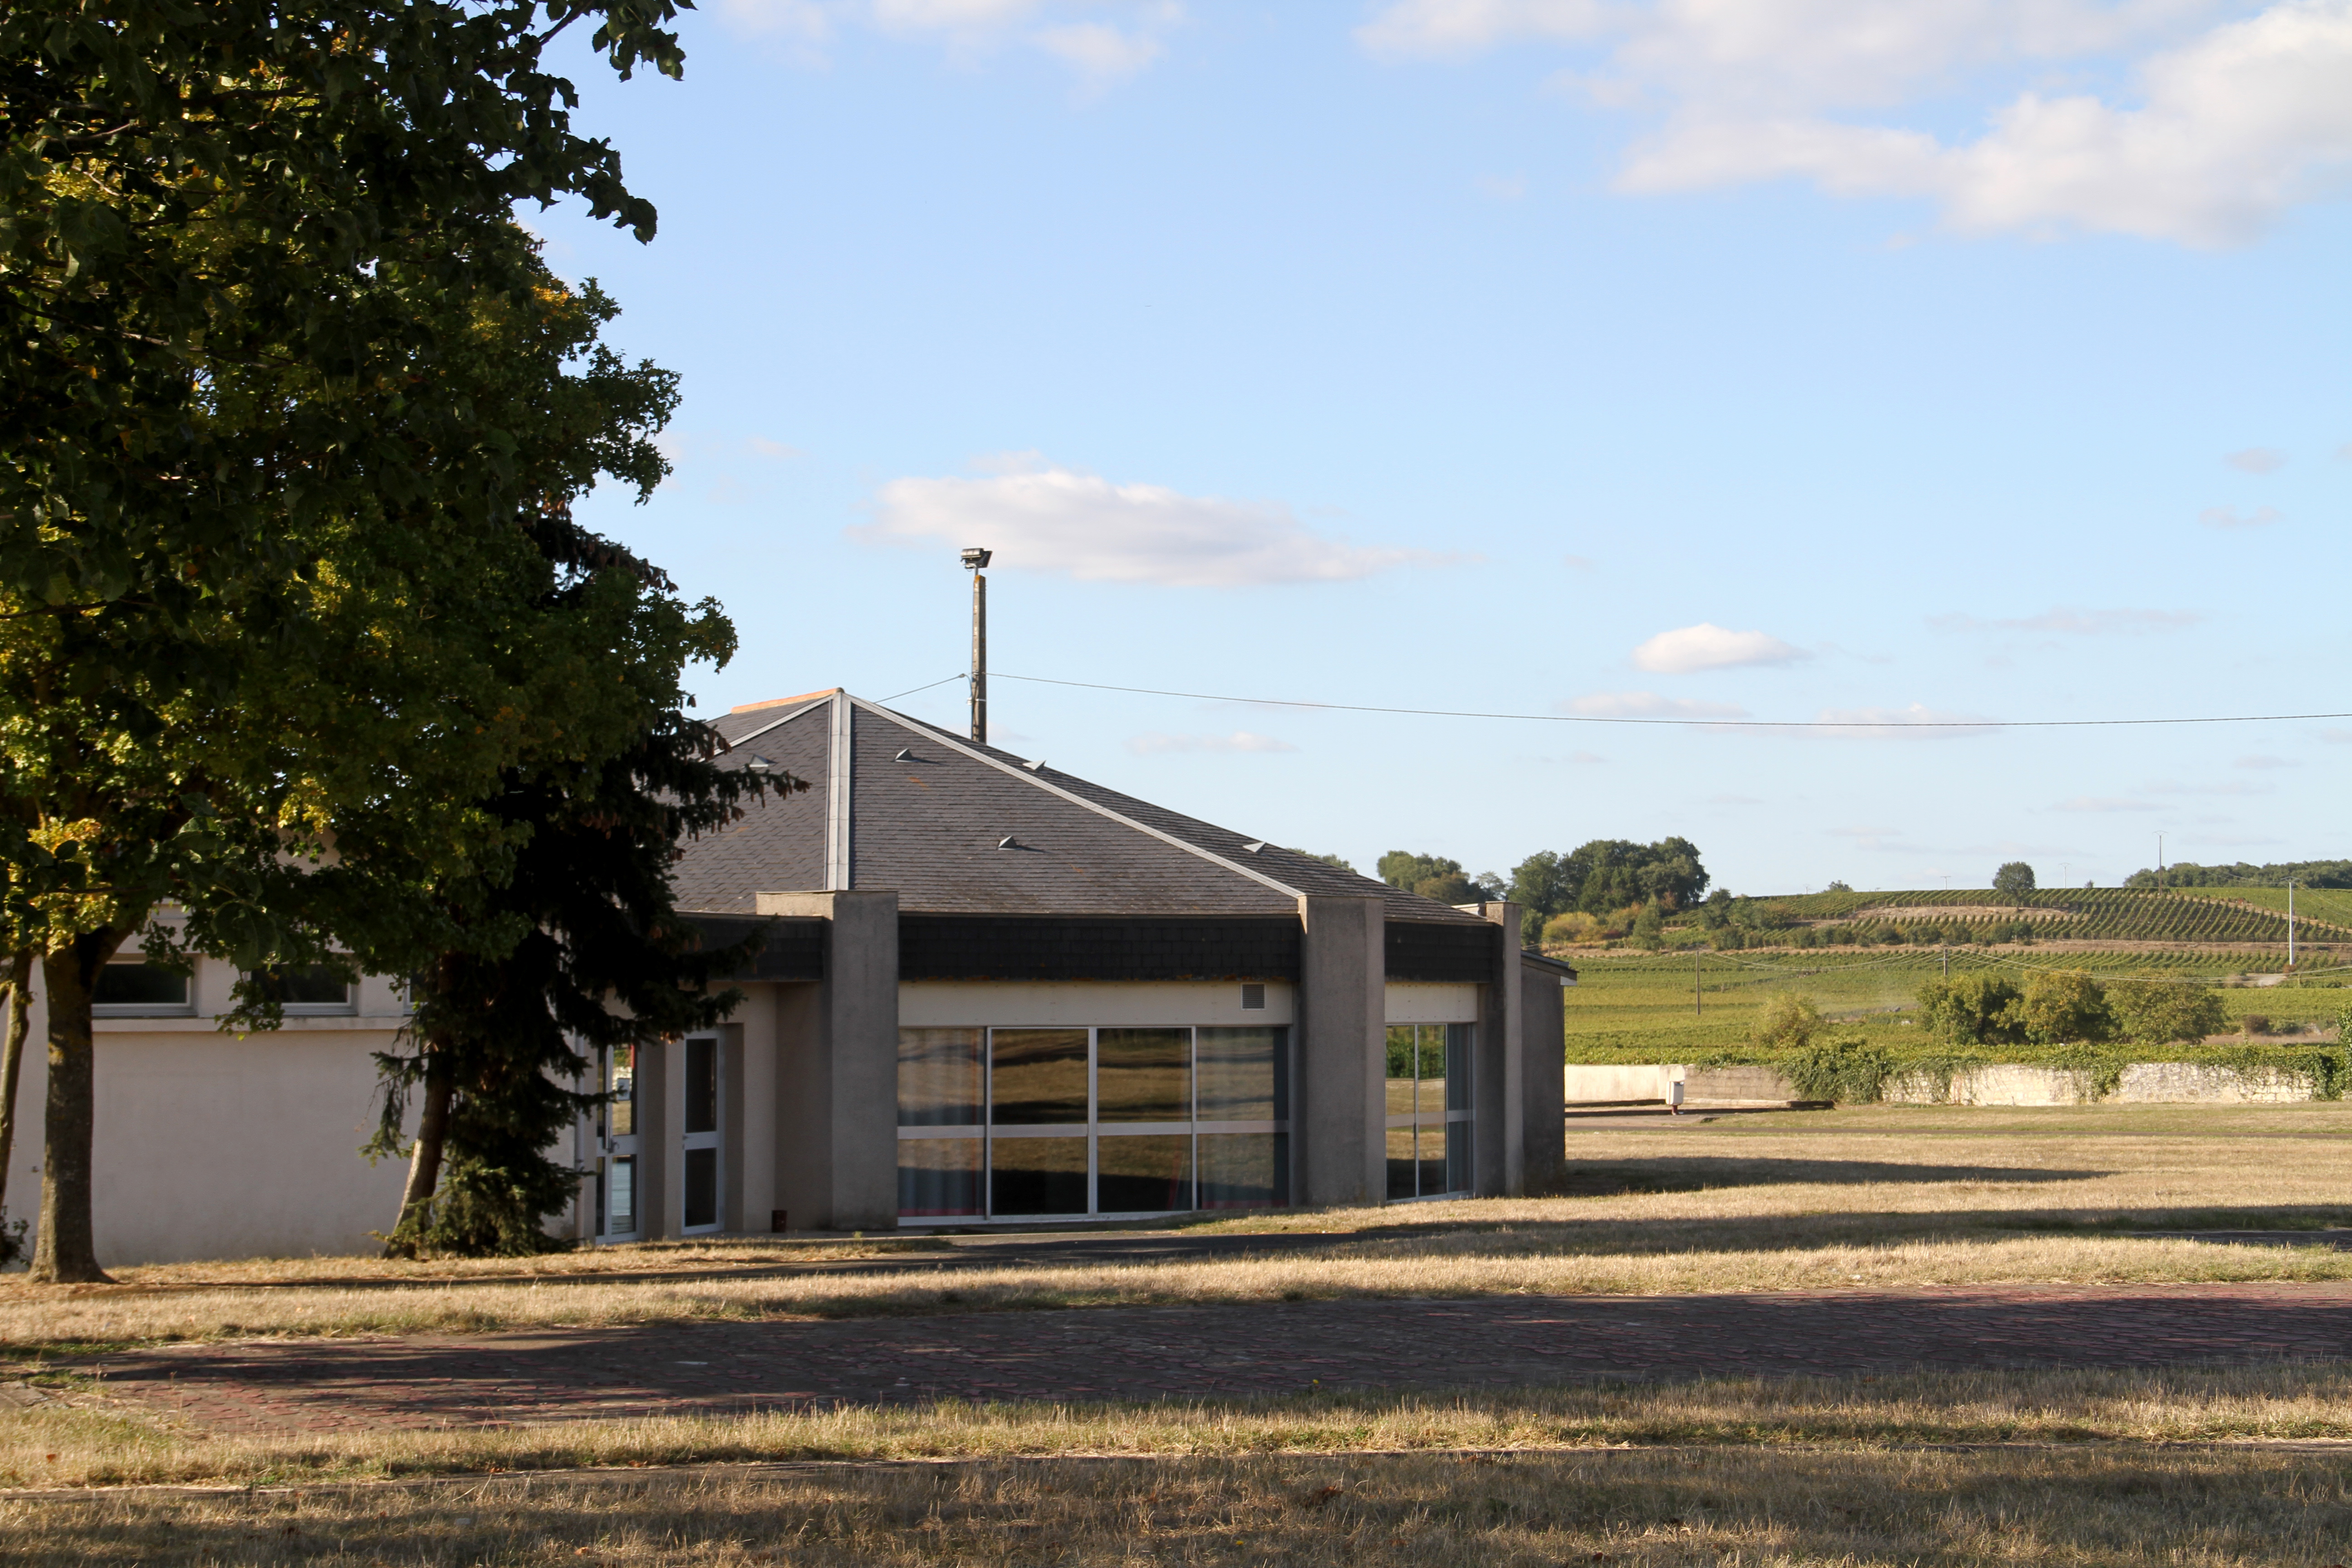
[{"xmin": 82, "ymin": 1284, "xmax": 2352, "ymax": 1436}]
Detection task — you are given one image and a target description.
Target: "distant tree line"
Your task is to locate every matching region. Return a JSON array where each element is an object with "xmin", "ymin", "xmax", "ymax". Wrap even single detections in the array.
[
  {"xmin": 1366, "ymin": 838, "xmax": 1708, "ymax": 944},
  {"xmin": 2126, "ymin": 859, "xmax": 2352, "ymax": 889}
]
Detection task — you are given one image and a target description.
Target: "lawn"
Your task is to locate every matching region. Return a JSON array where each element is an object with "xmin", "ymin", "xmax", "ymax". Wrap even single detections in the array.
[{"xmin": 14, "ymin": 1104, "xmax": 2352, "ymax": 1562}]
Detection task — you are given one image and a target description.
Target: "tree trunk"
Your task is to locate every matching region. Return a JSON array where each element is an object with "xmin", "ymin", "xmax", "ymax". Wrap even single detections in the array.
[
  {"xmin": 0, "ymin": 949, "xmax": 32, "ymax": 1222},
  {"xmin": 388, "ymin": 1040, "xmax": 456, "ymax": 1252},
  {"xmin": 32, "ymin": 930, "xmax": 126, "ymax": 1284}
]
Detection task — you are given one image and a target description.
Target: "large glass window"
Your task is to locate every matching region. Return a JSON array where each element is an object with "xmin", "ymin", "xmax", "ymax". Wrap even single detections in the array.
[
  {"xmin": 243, "ymin": 964, "xmax": 355, "ymax": 1013},
  {"xmin": 1385, "ymin": 1023, "xmax": 1472, "ymax": 1200},
  {"xmin": 990, "ymin": 1029, "xmax": 1088, "ymax": 1124},
  {"xmin": 897, "ymin": 1024, "xmax": 1291, "ymax": 1223}
]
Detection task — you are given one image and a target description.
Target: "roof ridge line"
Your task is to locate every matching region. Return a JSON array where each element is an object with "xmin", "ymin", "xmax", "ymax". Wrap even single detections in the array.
[
  {"xmin": 725, "ymin": 695, "xmax": 834, "ymax": 753},
  {"xmin": 850, "ymin": 696, "xmax": 1306, "ymax": 903}
]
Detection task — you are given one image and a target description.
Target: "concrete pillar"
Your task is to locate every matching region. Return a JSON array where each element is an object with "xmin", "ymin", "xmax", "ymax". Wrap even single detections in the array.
[
  {"xmin": 636, "ymin": 1038, "xmax": 675, "ymax": 1240},
  {"xmin": 1295, "ymin": 893, "xmax": 1384, "ymax": 1207},
  {"xmin": 1519, "ymin": 961, "xmax": 1567, "ymax": 1194},
  {"xmin": 758, "ymin": 890, "xmax": 899, "ymax": 1230},
  {"xmin": 1467, "ymin": 902, "xmax": 1525, "ymax": 1196}
]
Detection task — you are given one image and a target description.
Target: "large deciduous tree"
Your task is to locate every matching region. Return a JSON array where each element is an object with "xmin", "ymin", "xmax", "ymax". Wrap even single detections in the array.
[{"xmin": 1, "ymin": 0, "xmax": 694, "ymax": 1283}]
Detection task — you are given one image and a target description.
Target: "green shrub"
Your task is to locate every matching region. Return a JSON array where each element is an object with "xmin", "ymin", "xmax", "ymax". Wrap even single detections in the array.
[
  {"xmin": 2107, "ymin": 980, "xmax": 2229, "ymax": 1045},
  {"xmin": 1752, "ymin": 992, "xmax": 1823, "ymax": 1052},
  {"xmin": 1786, "ymin": 1036, "xmax": 1897, "ymax": 1103}
]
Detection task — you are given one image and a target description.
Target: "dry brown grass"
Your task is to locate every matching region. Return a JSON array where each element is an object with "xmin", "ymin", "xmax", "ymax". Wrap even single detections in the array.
[
  {"xmin": 9, "ymin": 1108, "xmax": 2352, "ymax": 1348},
  {"xmin": 11, "ymin": 1440, "xmax": 2352, "ymax": 1565},
  {"xmin": 14, "ymin": 1362, "xmax": 2352, "ymax": 1490}
]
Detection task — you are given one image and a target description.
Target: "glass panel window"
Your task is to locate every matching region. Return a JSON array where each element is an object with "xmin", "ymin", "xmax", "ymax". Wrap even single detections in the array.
[
  {"xmin": 1416, "ymin": 1125, "xmax": 1449, "ymax": 1197},
  {"xmin": 92, "ymin": 962, "xmax": 191, "ymax": 1011},
  {"xmin": 1446, "ymin": 1119, "xmax": 1473, "ymax": 1196},
  {"xmin": 606, "ymin": 1046, "xmax": 636, "ymax": 1138},
  {"xmin": 898, "ymin": 1029, "xmax": 983, "ymax": 1126},
  {"xmin": 1385, "ymin": 1124, "xmax": 1417, "ymax": 1200},
  {"xmin": 990, "ymin": 1137, "xmax": 1088, "ymax": 1215},
  {"xmin": 1197, "ymin": 1027, "xmax": 1287, "ymax": 1122},
  {"xmin": 685, "ymin": 1037, "xmax": 719, "ymax": 1136},
  {"xmin": 1416, "ymin": 1028, "xmax": 1448, "ymax": 1117},
  {"xmin": 899, "ymin": 1138, "xmax": 983, "ymax": 1216},
  {"xmin": 1097, "ymin": 1134, "xmax": 1192, "ymax": 1212},
  {"xmin": 245, "ymin": 964, "xmax": 353, "ymax": 1010},
  {"xmin": 1199, "ymin": 1132, "xmax": 1287, "ymax": 1208},
  {"xmin": 607, "ymin": 1156, "xmax": 637, "ymax": 1234},
  {"xmin": 1445, "ymin": 1024, "xmax": 1472, "ymax": 1112},
  {"xmin": 1096, "ymin": 1028, "xmax": 1190, "ymax": 1122},
  {"xmin": 683, "ymin": 1147, "xmax": 719, "ymax": 1228},
  {"xmin": 990, "ymin": 1029, "xmax": 1088, "ymax": 1124},
  {"xmin": 1384, "ymin": 1026, "xmax": 1417, "ymax": 1121}
]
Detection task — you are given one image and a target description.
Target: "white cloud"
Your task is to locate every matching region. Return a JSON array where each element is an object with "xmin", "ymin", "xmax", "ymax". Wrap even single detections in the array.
[
  {"xmin": 856, "ymin": 455, "xmax": 1445, "ymax": 586},
  {"xmin": 719, "ymin": 0, "xmax": 1180, "ymax": 90},
  {"xmin": 1561, "ymin": 553, "xmax": 1597, "ymax": 571},
  {"xmin": 2226, "ymin": 445, "xmax": 2289, "ymax": 472},
  {"xmin": 1034, "ymin": 21, "xmax": 1163, "ymax": 91},
  {"xmin": 2149, "ymin": 778, "xmax": 2270, "ymax": 795},
  {"xmin": 746, "ymin": 436, "xmax": 804, "ymax": 460},
  {"xmin": 1560, "ymin": 691, "xmax": 1749, "ymax": 718},
  {"xmin": 1929, "ymin": 606, "xmax": 2200, "ymax": 634},
  {"xmin": 1362, "ymin": 0, "xmax": 2352, "ymax": 246},
  {"xmin": 2234, "ymin": 754, "xmax": 2299, "ymax": 768},
  {"xmin": 1125, "ymin": 730, "xmax": 1297, "ymax": 755},
  {"xmin": 2054, "ymin": 794, "xmax": 2161, "ymax": 811},
  {"xmin": 1811, "ymin": 702, "xmax": 1999, "ymax": 737},
  {"xmin": 2324, "ymin": 727, "xmax": 2352, "ymax": 743},
  {"xmin": 1631, "ymin": 622, "xmax": 1808, "ymax": 672},
  {"xmin": 2200, "ymin": 504, "xmax": 2284, "ymax": 528}
]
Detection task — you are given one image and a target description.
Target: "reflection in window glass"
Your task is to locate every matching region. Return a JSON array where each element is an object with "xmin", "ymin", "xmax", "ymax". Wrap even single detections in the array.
[
  {"xmin": 686, "ymin": 1037, "xmax": 718, "ymax": 1136},
  {"xmin": 607, "ymin": 1156, "xmax": 636, "ymax": 1233},
  {"xmin": 899, "ymin": 1138, "xmax": 983, "ymax": 1216},
  {"xmin": 245, "ymin": 964, "xmax": 353, "ymax": 1009},
  {"xmin": 1199, "ymin": 1132, "xmax": 1287, "ymax": 1208},
  {"xmin": 990, "ymin": 1137, "xmax": 1088, "ymax": 1215},
  {"xmin": 898, "ymin": 1029, "xmax": 982, "ymax": 1126},
  {"xmin": 1383, "ymin": 1024, "xmax": 1473, "ymax": 1200},
  {"xmin": 1096, "ymin": 1029, "xmax": 1190, "ymax": 1122},
  {"xmin": 605, "ymin": 1046, "xmax": 635, "ymax": 1138},
  {"xmin": 1196, "ymin": 1028, "xmax": 1286, "ymax": 1122},
  {"xmin": 92, "ymin": 963, "xmax": 190, "ymax": 1010},
  {"xmin": 684, "ymin": 1147, "xmax": 719, "ymax": 1228},
  {"xmin": 1097, "ymin": 1133, "xmax": 1191, "ymax": 1212},
  {"xmin": 1446, "ymin": 1119, "xmax": 1472, "ymax": 1195},
  {"xmin": 1383, "ymin": 1026, "xmax": 1416, "ymax": 1122},
  {"xmin": 1385, "ymin": 1124, "xmax": 1417, "ymax": 1200},
  {"xmin": 1416, "ymin": 1029, "xmax": 1448, "ymax": 1116},
  {"xmin": 990, "ymin": 1029, "xmax": 1088, "ymax": 1124},
  {"xmin": 1445, "ymin": 1024, "xmax": 1472, "ymax": 1112}
]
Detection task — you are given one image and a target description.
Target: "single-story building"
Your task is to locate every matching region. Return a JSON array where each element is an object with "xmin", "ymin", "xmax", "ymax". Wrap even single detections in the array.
[{"xmin": 5, "ymin": 689, "xmax": 1569, "ymax": 1264}]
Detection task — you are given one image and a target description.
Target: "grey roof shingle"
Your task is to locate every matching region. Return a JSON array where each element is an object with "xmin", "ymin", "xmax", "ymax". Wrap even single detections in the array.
[{"xmin": 671, "ymin": 692, "xmax": 1487, "ymax": 926}]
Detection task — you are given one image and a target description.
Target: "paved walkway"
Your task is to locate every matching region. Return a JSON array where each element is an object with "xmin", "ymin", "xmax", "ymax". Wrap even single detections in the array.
[{"xmin": 79, "ymin": 1284, "xmax": 2352, "ymax": 1436}]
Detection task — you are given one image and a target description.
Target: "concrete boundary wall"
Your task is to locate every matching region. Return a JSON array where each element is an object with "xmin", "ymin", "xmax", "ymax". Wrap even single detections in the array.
[{"xmin": 1568, "ymin": 1061, "xmax": 2331, "ymax": 1107}]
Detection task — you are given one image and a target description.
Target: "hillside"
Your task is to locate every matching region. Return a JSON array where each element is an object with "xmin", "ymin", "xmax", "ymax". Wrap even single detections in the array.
[{"xmin": 1726, "ymin": 887, "xmax": 2352, "ymax": 949}]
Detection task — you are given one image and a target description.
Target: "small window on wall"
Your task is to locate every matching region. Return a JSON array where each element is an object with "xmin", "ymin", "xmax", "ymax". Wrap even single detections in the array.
[
  {"xmin": 244, "ymin": 964, "xmax": 357, "ymax": 1014},
  {"xmin": 91, "ymin": 962, "xmax": 193, "ymax": 1015}
]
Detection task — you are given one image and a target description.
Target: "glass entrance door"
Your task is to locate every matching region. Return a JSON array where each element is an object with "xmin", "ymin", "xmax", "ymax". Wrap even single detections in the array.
[
  {"xmin": 598, "ymin": 1044, "xmax": 640, "ymax": 1241},
  {"xmin": 682, "ymin": 1034, "xmax": 722, "ymax": 1233}
]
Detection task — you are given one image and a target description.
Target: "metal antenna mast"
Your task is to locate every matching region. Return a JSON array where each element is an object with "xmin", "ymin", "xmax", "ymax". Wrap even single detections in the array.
[{"xmin": 961, "ymin": 548, "xmax": 991, "ymax": 745}]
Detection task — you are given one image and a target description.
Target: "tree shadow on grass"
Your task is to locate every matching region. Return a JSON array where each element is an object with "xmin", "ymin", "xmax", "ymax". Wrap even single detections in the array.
[{"xmin": 1552, "ymin": 1155, "xmax": 2106, "ymax": 1197}]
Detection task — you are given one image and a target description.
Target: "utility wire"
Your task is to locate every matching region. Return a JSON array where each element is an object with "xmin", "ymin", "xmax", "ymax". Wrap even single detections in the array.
[
  {"xmin": 878, "ymin": 671, "xmax": 969, "ymax": 704},
  {"xmin": 996, "ymin": 671, "xmax": 2352, "ymax": 731}
]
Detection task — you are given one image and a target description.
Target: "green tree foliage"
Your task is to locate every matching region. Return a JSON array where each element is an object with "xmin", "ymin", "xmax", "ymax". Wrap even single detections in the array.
[
  {"xmin": 1, "ymin": 1, "xmax": 693, "ymax": 1282},
  {"xmin": 1558, "ymin": 838, "xmax": 1709, "ymax": 916},
  {"xmin": 1993, "ymin": 862, "xmax": 2038, "ymax": 903},
  {"xmin": 1917, "ymin": 974, "xmax": 2027, "ymax": 1045},
  {"xmin": 2012, "ymin": 970, "xmax": 2113, "ymax": 1046},
  {"xmin": 1752, "ymin": 992, "xmax": 1823, "ymax": 1052},
  {"xmin": 1377, "ymin": 851, "xmax": 1481, "ymax": 906},
  {"xmin": 1785, "ymin": 1036, "xmax": 1895, "ymax": 1104},
  {"xmin": 1630, "ymin": 900, "xmax": 1664, "ymax": 949},
  {"xmin": 2106, "ymin": 981, "xmax": 2229, "ymax": 1046},
  {"xmin": 2124, "ymin": 859, "xmax": 2352, "ymax": 889},
  {"xmin": 1823, "ymin": 880, "xmax": 1853, "ymax": 893}
]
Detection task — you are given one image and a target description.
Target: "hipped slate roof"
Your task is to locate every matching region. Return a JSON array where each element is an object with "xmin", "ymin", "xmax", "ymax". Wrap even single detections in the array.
[{"xmin": 671, "ymin": 690, "xmax": 1491, "ymax": 926}]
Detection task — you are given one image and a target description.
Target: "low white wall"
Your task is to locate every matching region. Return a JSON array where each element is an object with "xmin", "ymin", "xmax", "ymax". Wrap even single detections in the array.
[
  {"xmin": 1563, "ymin": 1064, "xmax": 1681, "ymax": 1102},
  {"xmin": 1882, "ymin": 1065, "xmax": 2097, "ymax": 1106},
  {"xmin": 2112, "ymin": 1062, "xmax": 2316, "ymax": 1104}
]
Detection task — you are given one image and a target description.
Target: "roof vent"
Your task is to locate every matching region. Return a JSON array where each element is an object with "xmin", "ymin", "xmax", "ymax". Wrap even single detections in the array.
[
  {"xmin": 895, "ymin": 748, "xmax": 913, "ymax": 761},
  {"xmin": 745, "ymin": 754, "xmax": 776, "ymax": 775},
  {"xmin": 1243, "ymin": 840, "xmax": 1265, "ymax": 854},
  {"xmin": 998, "ymin": 835, "xmax": 1020, "ymax": 850},
  {"xmin": 1024, "ymin": 759, "xmax": 1047, "ymax": 772}
]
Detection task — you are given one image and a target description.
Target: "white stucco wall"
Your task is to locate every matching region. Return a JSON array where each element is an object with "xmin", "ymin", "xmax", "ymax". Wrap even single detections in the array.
[
  {"xmin": 5, "ymin": 957, "xmax": 419, "ymax": 1267},
  {"xmin": 899, "ymin": 980, "xmax": 1298, "ymax": 1027}
]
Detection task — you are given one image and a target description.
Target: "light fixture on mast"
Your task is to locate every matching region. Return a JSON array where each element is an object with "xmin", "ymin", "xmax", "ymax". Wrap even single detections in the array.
[{"xmin": 961, "ymin": 548, "xmax": 992, "ymax": 745}]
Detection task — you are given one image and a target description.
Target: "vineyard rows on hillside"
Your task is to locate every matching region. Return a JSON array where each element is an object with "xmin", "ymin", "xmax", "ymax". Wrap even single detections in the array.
[{"xmin": 1748, "ymin": 887, "xmax": 2352, "ymax": 946}]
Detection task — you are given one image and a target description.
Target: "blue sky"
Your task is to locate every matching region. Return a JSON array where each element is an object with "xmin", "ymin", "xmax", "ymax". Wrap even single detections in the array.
[{"xmin": 540, "ymin": 0, "xmax": 2352, "ymax": 897}]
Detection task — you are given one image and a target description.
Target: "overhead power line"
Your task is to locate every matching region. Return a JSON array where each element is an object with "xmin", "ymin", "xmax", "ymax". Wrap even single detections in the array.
[{"xmin": 993, "ymin": 672, "xmax": 2352, "ymax": 731}]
